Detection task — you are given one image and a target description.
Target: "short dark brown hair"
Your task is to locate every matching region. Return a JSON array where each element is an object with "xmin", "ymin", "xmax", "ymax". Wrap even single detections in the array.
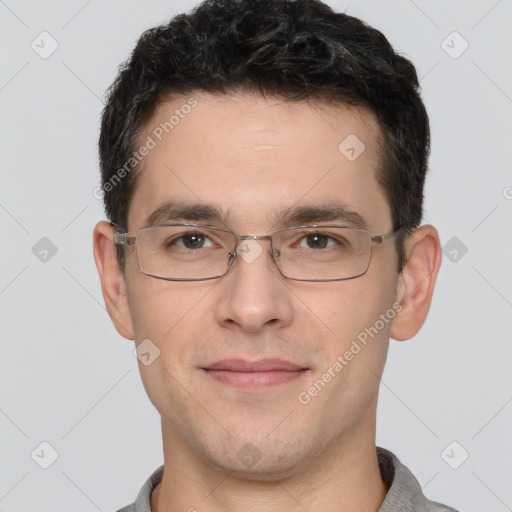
[{"xmin": 99, "ymin": 0, "xmax": 430, "ymax": 271}]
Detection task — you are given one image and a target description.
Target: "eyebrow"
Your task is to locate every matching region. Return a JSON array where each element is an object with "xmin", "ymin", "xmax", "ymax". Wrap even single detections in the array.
[{"xmin": 143, "ymin": 200, "xmax": 368, "ymax": 229}]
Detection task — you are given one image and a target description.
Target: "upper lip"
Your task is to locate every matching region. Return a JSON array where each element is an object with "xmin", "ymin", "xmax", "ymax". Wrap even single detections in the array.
[{"xmin": 203, "ymin": 358, "xmax": 307, "ymax": 372}]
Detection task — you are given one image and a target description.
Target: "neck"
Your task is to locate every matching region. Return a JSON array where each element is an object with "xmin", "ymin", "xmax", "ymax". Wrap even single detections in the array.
[{"xmin": 151, "ymin": 419, "xmax": 388, "ymax": 512}]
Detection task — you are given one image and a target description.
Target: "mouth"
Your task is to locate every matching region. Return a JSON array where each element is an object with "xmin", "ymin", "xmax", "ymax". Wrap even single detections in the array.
[{"xmin": 202, "ymin": 358, "xmax": 310, "ymax": 391}]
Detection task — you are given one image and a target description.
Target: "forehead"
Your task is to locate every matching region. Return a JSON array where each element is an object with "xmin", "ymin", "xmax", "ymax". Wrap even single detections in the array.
[{"xmin": 128, "ymin": 92, "xmax": 391, "ymax": 233}]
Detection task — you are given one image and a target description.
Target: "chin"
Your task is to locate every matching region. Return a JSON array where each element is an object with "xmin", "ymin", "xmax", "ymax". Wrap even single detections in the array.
[{"xmin": 203, "ymin": 434, "xmax": 309, "ymax": 481}]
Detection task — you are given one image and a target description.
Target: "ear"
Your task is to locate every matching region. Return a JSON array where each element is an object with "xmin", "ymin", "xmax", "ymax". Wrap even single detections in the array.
[
  {"xmin": 93, "ymin": 221, "xmax": 134, "ymax": 340},
  {"xmin": 391, "ymin": 224, "xmax": 442, "ymax": 341}
]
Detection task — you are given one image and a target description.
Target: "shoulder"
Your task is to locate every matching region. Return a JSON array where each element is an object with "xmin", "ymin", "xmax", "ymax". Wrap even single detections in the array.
[
  {"xmin": 417, "ymin": 502, "xmax": 460, "ymax": 512},
  {"xmin": 377, "ymin": 446, "xmax": 460, "ymax": 512},
  {"xmin": 116, "ymin": 506, "xmax": 136, "ymax": 512},
  {"xmin": 114, "ymin": 465, "xmax": 164, "ymax": 512}
]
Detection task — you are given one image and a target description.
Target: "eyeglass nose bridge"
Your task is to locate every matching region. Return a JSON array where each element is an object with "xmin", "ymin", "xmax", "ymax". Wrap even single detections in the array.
[{"xmin": 226, "ymin": 234, "xmax": 281, "ymax": 267}]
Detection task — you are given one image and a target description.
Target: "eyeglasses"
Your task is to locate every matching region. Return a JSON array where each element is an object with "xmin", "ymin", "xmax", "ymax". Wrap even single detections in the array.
[{"xmin": 113, "ymin": 223, "xmax": 403, "ymax": 282}]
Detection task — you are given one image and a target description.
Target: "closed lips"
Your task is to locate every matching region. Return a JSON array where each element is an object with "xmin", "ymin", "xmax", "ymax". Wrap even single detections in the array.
[{"xmin": 203, "ymin": 358, "xmax": 307, "ymax": 372}]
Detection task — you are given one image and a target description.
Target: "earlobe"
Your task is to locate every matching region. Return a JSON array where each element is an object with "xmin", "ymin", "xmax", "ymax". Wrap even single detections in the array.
[
  {"xmin": 390, "ymin": 225, "xmax": 442, "ymax": 341},
  {"xmin": 93, "ymin": 221, "xmax": 135, "ymax": 340}
]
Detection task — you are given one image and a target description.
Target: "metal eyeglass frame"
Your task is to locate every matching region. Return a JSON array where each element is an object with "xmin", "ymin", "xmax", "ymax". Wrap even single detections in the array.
[{"xmin": 112, "ymin": 222, "xmax": 404, "ymax": 282}]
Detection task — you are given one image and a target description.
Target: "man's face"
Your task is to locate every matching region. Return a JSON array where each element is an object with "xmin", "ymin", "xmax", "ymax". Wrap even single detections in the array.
[{"xmin": 122, "ymin": 92, "xmax": 400, "ymax": 478}]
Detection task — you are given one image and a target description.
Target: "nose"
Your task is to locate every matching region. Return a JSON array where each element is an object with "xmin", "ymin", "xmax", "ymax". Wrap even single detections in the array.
[{"xmin": 213, "ymin": 238, "xmax": 294, "ymax": 334}]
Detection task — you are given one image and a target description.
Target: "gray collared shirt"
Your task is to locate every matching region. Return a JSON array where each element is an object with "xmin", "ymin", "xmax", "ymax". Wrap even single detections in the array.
[{"xmin": 116, "ymin": 446, "xmax": 459, "ymax": 512}]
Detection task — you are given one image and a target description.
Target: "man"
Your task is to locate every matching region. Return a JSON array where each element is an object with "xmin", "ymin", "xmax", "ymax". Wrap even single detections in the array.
[{"xmin": 93, "ymin": 0, "xmax": 458, "ymax": 510}]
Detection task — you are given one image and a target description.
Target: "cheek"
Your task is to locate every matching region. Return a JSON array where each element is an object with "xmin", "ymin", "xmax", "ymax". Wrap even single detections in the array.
[
  {"xmin": 307, "ymin": 276, "xmax": 395, "ymax": 338},
  {"xmin": 125, "ymin": 265, "xmax": 211, "ymax": 342},
  {"xmin": 297, "ymin": 271, "xmax": 398, "ymax": 388},
  {"xmin": 126, "ymin": 278, "xmax": 213, "ymax": 401}
]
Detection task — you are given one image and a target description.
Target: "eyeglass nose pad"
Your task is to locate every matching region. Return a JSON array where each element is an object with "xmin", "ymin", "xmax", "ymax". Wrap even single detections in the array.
[
  {"xmin": 227, "ymin": 251, "xmax": 237, "ymax": 265},
  {"xmin": 273, "ymin": 248, "xmax": 281, "ymax": 259}
]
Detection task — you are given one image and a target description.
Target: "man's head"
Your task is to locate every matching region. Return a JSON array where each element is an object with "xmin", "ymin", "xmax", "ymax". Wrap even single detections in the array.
[{"xmin": 94, "ymin": 0, "xmax": 441, "ymax": 481}]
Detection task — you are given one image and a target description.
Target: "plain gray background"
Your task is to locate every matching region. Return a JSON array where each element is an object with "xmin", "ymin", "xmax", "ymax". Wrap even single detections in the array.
[{"xmin": 1, "ymin": 0, "xmax": 511, "ymax": 510}]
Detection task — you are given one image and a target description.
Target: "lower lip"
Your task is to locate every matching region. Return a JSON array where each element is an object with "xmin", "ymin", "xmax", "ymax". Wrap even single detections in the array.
[{"xmin": 204, "ymin": 369, "xmax": 308, "ymax": 391}]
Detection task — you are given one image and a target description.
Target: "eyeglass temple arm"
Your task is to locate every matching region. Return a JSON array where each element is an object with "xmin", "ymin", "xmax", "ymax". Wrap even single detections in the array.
[
  {"xmin": 372, "ymin": 227, "xmax": 408, "ymax": 245},
  {"xmin": 110, "ymin": 222, "xmax": 136, "ymax": 246}
]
